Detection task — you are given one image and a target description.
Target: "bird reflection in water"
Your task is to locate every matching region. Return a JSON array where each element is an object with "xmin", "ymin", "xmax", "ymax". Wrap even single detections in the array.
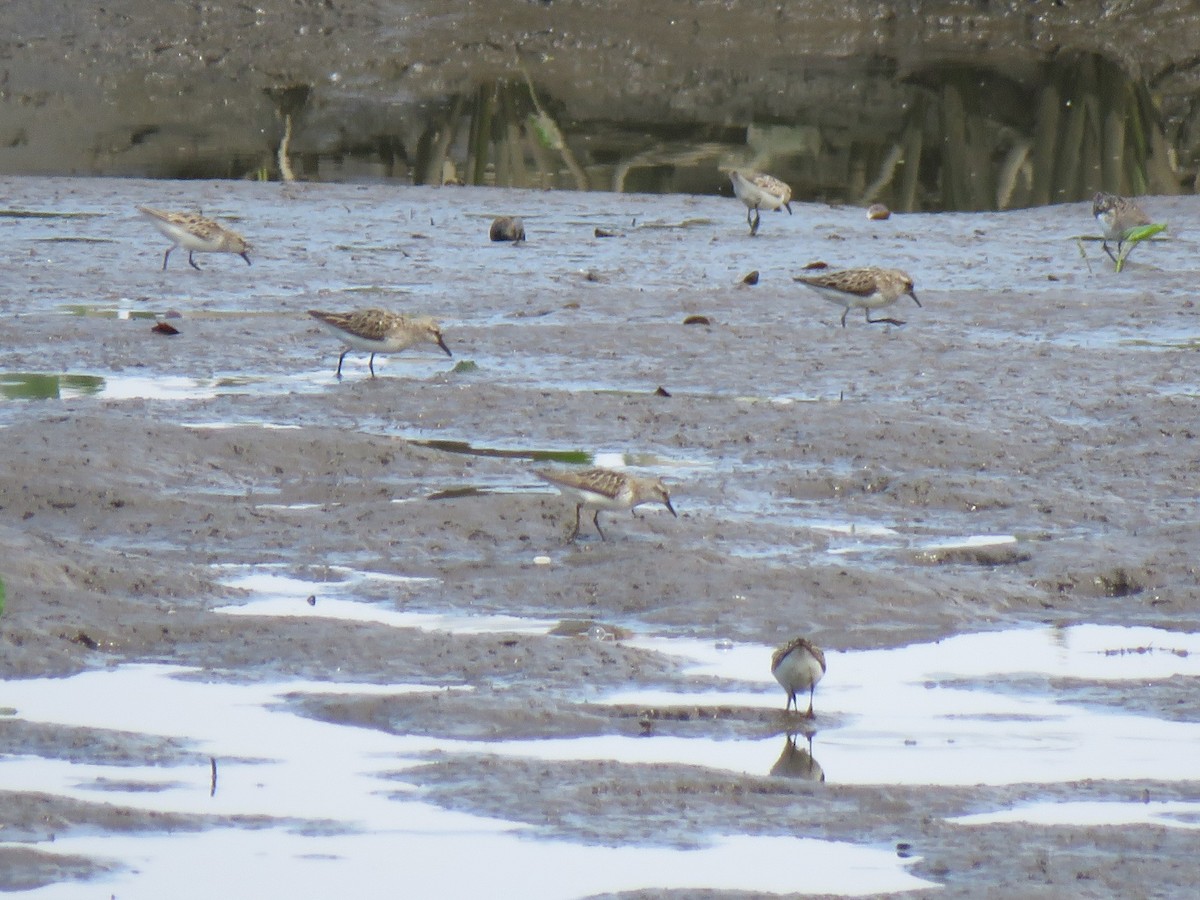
[{"xmin": 769, "ymin": 732, "xmax": 825, "ymax": 782}]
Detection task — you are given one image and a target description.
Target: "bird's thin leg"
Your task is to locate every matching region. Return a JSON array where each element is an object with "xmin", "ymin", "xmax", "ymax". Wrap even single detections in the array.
[
  {"xmin": 750, "ymin": 208, "xmax": 761, "ymax": 237},
  {"xmin": 786, "ymin": 692, "xmax": 796, "ymax": 713},
  {"xmin": 593, "ymin": 510, "xmax": 607, "ymax": 541},
  {"xmin": 368, "ymin": 353, "xmax": 377, "ymax": 377},
  {"xmin": 805, "ymin": 685, "xmax": 815, "ymax": 719},
  {"xmin": 1102, "ymin": 240, "xmax": 1118, "ymax": 263},
  {"xmin": 866, "ymin": 310, "xmax": 906, "ymax": 326},
  {"xmin": 161, "ymin": 246, "xmax": 173, "ymax": 271},
  {"xmin": 336, "ymin": 350, "xmax": 349, "ymax": 379},
  {"xmin": 568, "ymin": 504, "xmax": 583, "ymax": 542},
  {"xmin": 840, "ymin": 307, "xmax": 850, "ymax": 328},
  {"xmin": 188, "ymin": 251, "xmax": 201, "ymax": 271}
]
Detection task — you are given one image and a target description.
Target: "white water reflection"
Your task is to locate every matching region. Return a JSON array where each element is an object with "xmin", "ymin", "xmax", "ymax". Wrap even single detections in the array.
[
  {"xmin": 211, "ymin": 570, "xmax": 1200, "ymax": 791},
  {"xmin": 97, "ymin": 371, "xmax": 333, "ymax": 401},
  {"xmin": 950, "ymin": 800, "xmax": 1200, "ymax": 830},
  {"xmin": 0, "ymin": 665, "xmax": 932, "ymax": 898},
  {"xmin": 604, "ymin": 626, "xmax": 1200, "ymax": 787},
  {"xmin": 214, "ymin": 567, "xmax": 559, "ymax": 635}
]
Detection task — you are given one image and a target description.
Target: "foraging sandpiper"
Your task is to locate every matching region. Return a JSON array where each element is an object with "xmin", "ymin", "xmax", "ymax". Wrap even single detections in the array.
[
  {"xmin": 771, "ymin": 636, "xmax": 827, "ymax": 718},
  {"xmin": 729, "ymin": 170, "xmax": 793, "ymax": 236},
  {"xmin": 308, "ymin": 309, "xmax": 452, "ymax": 379},
  {"xmin": 137, "ymin": 206, "xmax": 251, "ymax": 271},
  {"xmin": 794, "ymin": 266, "xmax": 920, "ymax": 327},
  {"xmin": 1092, "ymin": 192, "xmax": 1152, "ymax": 264},
  {"xmin": 537, "ymin": 467, "xmax": 677, "ymax": 541}
]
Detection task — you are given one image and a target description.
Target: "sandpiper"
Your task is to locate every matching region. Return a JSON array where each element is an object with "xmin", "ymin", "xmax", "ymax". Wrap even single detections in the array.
[
  {"xmin": 729, "ymin": 170, "xmax": 793, "ymax": 236},
  {"xmin": 537, "ymin": 467, "xmax": 677, "ymax": 541},
  {"xmin": 771, "ymin": 636, "xmax": 827, "ymax": 718},
  {"xmin": 794, "ymin": 266, "xmax": 920, "ymax": 327},
  {"xmin": 307, "ymin": 309, "xmax": 452, "ymax": 379},
  {"xmin": 1092, "ymin": 191, "xmax": 1152, "ymax": 263},
  {"xmin": 137, "ymin": 206, "xmax": 251, "ymax": 271}
]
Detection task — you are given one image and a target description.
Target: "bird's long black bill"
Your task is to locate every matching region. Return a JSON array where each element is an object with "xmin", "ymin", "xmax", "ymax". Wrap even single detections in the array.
[{"xmin": 437, "ymin": 337, "xmax": 453, "ymax": 357}]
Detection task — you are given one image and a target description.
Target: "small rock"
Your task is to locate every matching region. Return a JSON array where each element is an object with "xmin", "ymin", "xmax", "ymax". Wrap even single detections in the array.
[
  {"xmin": 489, "ymin": 215, "xmax": 525, "ymax": 242},
  {"xmin": 683, "ymin": 314, "xmax": 711, "ymax": 326},
  {"xmin": 866, "ymin": 203, "xmax": 891, "ymax": 220},
  {"xmin": 742, "ymin": 270, "xmax": 759, "ymax": 285}
]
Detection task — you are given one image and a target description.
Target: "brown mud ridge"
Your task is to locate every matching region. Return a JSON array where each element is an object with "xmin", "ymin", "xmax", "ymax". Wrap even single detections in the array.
[
  {"xmin": 1, "ymin": 175, "xmax": 1199, "ymax": 894},
  {"xmin": 2, "ymin": 0, "xmax": 1200, "ymax": 190}
]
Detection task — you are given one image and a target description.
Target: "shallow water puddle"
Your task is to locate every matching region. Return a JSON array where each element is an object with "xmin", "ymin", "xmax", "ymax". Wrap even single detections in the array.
[
  {"xmin": 0, "ymin": 373, "xmax": 104, "ymax": 401},
  {"xmin": 599, "ymin": 626, "xmax": 1200, "ymax": 790},
  {"xmin": 950, "ymin": 799, "xmax": 1200, "ymax": 830},
  {"xmin": 211, "ymin": 569, "xmax": 1200, "ymax": 795},
  {"xmin": 214, "ymin": 566, "xmax": 557, "ymax": 634},
  {"xmin": 0, "ymin": 665, "xmax": 932, "ymax": 897},
  {"xmin": 0, "ymin": 370, "xmax": 332, "ymax": 403}
]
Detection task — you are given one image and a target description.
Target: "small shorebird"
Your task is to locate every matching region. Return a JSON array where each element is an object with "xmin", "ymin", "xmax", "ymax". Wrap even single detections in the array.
[
  {"xmin": 729, "ymin": 170, "xmax": 792, "ymax": 236},
  {"xmin": 1092, "ymin": 191, "xmax": 1152, "ymax": 263},
  {"xmin": 537, "ymin": 467, "xmax": 677, "ymax": 541},
  {"xmin": 771, "ymin": 636, "xmax": 827, "ymax": 718},
  {"xmin": 794, "ymin": 266, "xmax": 920, "ymax": 327},
  {"xmin": 137, "ymin": 206, "xmax": 251, "ymax": 271},
  {"xmin": 307, "ymin": 309, "xmax": 452, "ymax": 379}
]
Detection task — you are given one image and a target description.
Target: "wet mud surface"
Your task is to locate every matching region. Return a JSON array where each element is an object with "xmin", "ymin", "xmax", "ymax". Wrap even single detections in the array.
[{"xmin": 2, "ymin": 175, "xmax": 1200, "ymax": 895}]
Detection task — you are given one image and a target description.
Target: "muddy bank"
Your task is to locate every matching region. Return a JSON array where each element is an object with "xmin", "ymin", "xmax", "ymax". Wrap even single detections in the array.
[
  {"xmin": 1, "ymin": 175, "xmax": 1199, "ymax": 895},
  {"xmin": 2, "ymin": 1, "xmax": 1199, "ymax": 202}
]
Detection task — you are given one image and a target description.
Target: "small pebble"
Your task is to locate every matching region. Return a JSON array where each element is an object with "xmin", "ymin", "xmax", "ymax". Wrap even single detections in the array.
[
  {"xmin": 533, "ymin": 555, "xmax": 551, "ymax": 566},
  {"xmin": 867, "ymin": 203, "xmax": 891, "ymax": 220}
]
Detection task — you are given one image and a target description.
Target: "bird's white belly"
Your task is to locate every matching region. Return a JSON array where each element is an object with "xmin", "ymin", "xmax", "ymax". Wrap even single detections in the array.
[
  {"xmin": 314, "ymin": 322, "xmax": 402, "ymax": 353},
  {"xmin": 557, "ymin": 486, "xmax": 629, "ymax": 511},
  {"xmin": 734, "ymin": 182, "xmax": 785, "ymax": 211},
  {"xmin": 774, "ymin": 651, "xmax": 824, "ymax": 691},
  {"xmin": 149, "ymin": 220, "xmax": 221, "ymax": 252},
  {"xmin": 810, "ymin": 285, "xmax": 888, "ymax": 311}
]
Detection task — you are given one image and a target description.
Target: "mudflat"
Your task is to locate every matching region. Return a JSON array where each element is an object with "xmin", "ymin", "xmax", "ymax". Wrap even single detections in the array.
[{"xmin": 1, "ymin": 176, "xmax": 1199, "ymax": 895}]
